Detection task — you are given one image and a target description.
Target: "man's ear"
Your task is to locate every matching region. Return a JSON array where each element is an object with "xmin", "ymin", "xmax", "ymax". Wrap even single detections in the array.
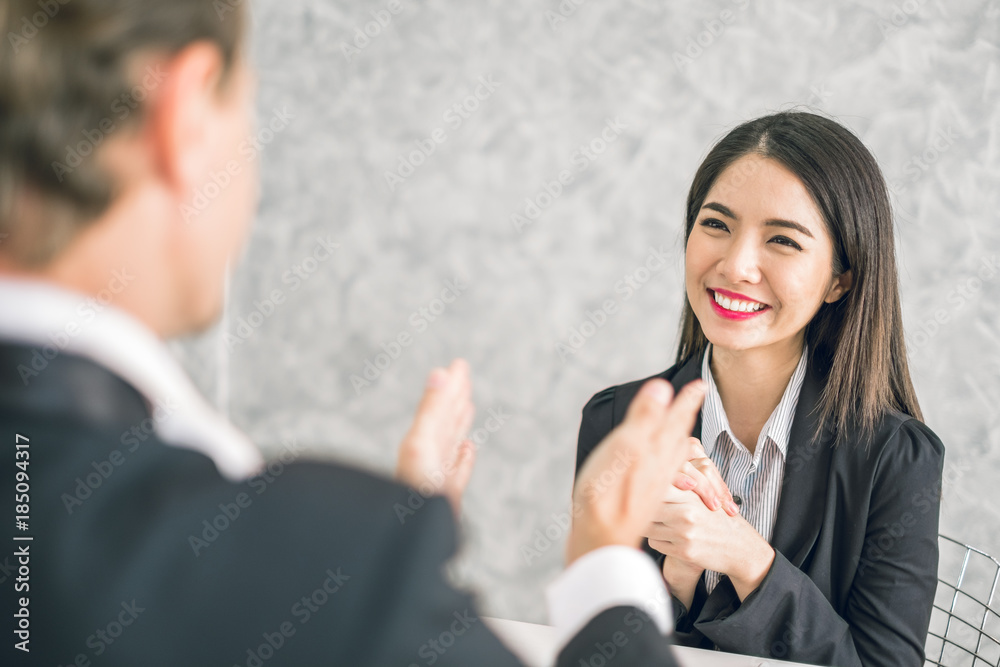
[
  {"xmin": 146, "ymin": 41, "xmax": 227, "ymax": 199},
  {"xmin": 824, "ymin": 269, "xmax": 853, "ymax": 303}
]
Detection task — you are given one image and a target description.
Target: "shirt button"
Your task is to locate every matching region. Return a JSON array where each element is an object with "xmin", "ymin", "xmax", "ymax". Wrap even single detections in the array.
[{"xmin": 733, "ymin": 495, "xmax": 742, "ymax": 506}]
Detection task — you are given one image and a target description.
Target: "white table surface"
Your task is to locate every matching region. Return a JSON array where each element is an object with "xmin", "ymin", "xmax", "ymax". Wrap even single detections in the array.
[{"xmin": 483, "ymin": 616, "xmax": 821, "ymax": 667}]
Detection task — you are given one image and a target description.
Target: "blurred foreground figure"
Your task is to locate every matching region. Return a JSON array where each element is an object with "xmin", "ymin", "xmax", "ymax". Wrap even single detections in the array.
[{"xmin": 0, "ymin": 1, "xmax": 704, "ymax": 664}]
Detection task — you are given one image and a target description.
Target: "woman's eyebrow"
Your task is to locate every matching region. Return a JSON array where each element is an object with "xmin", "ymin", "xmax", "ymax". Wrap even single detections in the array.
[
  {"xmin": 702, "ymin": 201, "xmax": 737, "ymax": 218},
  {"xmin": 701, "ymin": 201, "xmax": 815, "ymax": 239},
  {"xmin": 765, "ymin": 219, "xmax": 814, "ymax": 239}
]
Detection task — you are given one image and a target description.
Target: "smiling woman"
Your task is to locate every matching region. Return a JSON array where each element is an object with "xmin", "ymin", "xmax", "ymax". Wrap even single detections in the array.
[{"xmin": 575, "ymin": 111, "xmax": 945, "ymax": 667}]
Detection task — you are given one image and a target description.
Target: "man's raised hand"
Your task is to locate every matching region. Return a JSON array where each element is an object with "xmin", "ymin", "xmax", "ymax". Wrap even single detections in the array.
[
  {"xmin": 566, "ymin": 378, "xmax": 706, "ymax": 564},
  {"xmin": 395, "ymin": 359, "xmax": 476, "ymax": 514}
]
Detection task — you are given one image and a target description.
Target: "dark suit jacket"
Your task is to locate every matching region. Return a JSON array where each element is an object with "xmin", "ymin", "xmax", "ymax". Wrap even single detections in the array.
[
  {"xmin": 0, "ymin": 341, "xmax": 678, "ymax": 667},
  {"xmin": 576, "ymin": 346, "xmax": 945, "ymax": 667}
]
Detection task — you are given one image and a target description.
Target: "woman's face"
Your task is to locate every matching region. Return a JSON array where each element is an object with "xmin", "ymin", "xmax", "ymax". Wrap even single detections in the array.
[{"xmin": 684, "ymin": 154, "xmax": 852, "ymax": 354}]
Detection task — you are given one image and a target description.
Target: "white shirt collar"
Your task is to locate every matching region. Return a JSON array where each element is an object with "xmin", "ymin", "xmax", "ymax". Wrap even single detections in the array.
[
  {"xmin": 0, "ymin": 277, "xmax": 263, "ymax": 480},
  {"xmin": 699, "ymin": 341, "xmax": 808, "ymax": 460}
]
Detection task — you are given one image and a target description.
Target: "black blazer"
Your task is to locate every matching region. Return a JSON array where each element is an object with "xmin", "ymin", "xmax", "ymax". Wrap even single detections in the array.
[
  {"xmin": 576, "ymin": 347, "xmax": 945, "ymax": 667},
  {"xmin": 0, "ymin": 341, "xmax": 678, "ymax": 667}
]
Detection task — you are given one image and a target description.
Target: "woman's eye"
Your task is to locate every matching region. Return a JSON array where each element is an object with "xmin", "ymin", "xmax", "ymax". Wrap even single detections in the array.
[
  {"xmin": 771, "ymin": 236, "xmax": 802, "ymax": 250},
  {"xmin": 699, "ymin": 218, "xmax": 728, "ymax": 232}
]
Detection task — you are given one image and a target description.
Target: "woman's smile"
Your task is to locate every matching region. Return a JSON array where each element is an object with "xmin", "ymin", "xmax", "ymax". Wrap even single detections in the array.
[{"xmin": 706, "ymin": 287, "xmax": 771, "ymax": 321}]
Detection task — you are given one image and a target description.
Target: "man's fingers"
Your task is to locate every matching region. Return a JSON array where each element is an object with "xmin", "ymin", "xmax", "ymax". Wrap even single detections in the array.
[
  {"xmin": 449, "ymin": 440, "xmax": 476, "ymax": 497},
  {"xmin": 410, "ymin": 359, "xmax": 469, "ymax": 440},
  {"xmin": 650, "ymin": 380, "xmax": 705, "ymax": 472},
  {"xmin": 448, "ymin": 358, "xmax": 471, "ymax": 397},
  {"xmin": 412, "ymin": 366, "xmax": 450, "ymax": 422},
  {"xmin": 621, "ymin": 379, "xmax": 673, "ymax": 432},
  {"xmin": 658, "ymin": 379, "xmax": 705, "ymax": 441},
  {"xmin": 455, "ymin": 401, "xmax": 475, "ymax": 441},
  {"xmin": 439, "ymin": 358, "xmax": 470, "ymax": 408},
  {"xmin": 448, "ymin": 359, "xmax": 473, "ymax": 432}
]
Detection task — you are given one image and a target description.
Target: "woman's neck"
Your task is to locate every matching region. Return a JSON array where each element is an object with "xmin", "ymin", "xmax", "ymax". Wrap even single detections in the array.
[{"xmin": 709, "ymin": 336, "xmax": 805, "ymax": 451}]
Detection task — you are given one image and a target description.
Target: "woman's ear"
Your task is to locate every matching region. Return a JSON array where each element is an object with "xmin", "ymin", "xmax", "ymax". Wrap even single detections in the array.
[{"xmin": 824, "ymin": 269, "xmax": 853, "ymax": 303}]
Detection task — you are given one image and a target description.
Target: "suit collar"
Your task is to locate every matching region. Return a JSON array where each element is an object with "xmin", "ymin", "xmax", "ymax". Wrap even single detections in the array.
[{"xmin": 0, "ymin": 278, "xmax": 263, "ymax": 480}]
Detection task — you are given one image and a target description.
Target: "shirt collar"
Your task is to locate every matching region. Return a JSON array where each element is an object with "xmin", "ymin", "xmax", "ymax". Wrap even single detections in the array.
[
  {"xmin": 0, "ymin": 277, "xmax": 263, "ymax": 480},
  {"xmin": 700, "ymin": 341, "xmax": 808, "ymax": 460}
]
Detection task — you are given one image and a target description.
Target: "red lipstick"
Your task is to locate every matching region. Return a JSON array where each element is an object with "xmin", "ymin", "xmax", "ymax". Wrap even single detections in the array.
[{"xmin": 706, "ymin": 288, "xmax": 771, "ymax": 321}]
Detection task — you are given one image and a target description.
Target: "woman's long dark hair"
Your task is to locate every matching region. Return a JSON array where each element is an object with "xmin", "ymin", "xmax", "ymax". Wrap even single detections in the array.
[{"xmin": 676, "ymin": 111, "xmax": 922, "ymax": 446}]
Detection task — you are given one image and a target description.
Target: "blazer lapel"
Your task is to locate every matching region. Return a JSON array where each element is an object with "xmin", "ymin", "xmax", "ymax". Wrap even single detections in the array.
[{"xmin": 769, "ymin": 356, "xmax": 836, "ymax": 567}]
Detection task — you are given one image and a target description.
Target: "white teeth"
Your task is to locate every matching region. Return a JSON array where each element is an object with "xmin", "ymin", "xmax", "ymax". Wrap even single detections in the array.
[{"xmin": 713, "ymin": 291, "xmax": 765, "ymax": 313}]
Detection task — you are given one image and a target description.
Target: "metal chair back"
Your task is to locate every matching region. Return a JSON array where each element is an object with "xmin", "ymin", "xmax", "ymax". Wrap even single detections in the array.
[{"xmin": 925, "ymin": 535, "xmax": 1000, "ymax": 666}]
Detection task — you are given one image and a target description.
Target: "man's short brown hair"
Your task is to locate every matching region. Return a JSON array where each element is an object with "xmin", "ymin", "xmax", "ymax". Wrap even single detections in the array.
[{"xmin": 0, "ymin": 0, "xmax": 247, "ymax": 266}]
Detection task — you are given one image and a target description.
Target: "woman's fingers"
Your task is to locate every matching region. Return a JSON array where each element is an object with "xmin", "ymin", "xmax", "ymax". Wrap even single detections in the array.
[
  {"xmin": 644, "ymin": 521, "xmax": 672, "ymax": 543},
  {"xmin": 674, "ymin": 461, "xmax": 721, "ymax": 510},
  {"xmin": 673, "ymin": 458, "xmax": 740, "ymax": 515},
  {"xmin": 688, "ymin": 436, "xmax": 706, "ymax": 457},
  {"xmin": 681, "ymin": 436, "xmax": 740, "ymax": 516},
  {"xmin": 673, "ymin": 470, "xmax": 697, "ymax": 491},
  {"xmin": 691, "ymin": 458, "xmax": 740, "ymax": 515},
  {"xmin": 692, "ymin": 454, "xmax": 740, "ymax": 515},
  {"xmin": 647, "ymin": 538, "xmax": 671, "ymax": 556},
  {"xmin": 660, "ymin": 485, "xmax": 691, "ymax": 504}
]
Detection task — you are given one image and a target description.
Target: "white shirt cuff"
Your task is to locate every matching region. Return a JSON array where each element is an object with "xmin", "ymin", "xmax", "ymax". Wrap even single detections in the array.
[{"xmin": 544, "ymin": 545, "xmax": 672, "ymax": 651}]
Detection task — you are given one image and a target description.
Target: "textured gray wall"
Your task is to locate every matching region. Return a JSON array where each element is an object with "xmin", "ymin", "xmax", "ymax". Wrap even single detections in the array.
[{"xmin": 170, "ymin": 0, "xmax": 1000, "ymax": 622}]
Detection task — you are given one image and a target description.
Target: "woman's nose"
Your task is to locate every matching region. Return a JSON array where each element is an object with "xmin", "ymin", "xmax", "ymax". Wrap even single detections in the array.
[{"xmin": 718, "ymin": 236, "xmax": 762, "ymax": 284}]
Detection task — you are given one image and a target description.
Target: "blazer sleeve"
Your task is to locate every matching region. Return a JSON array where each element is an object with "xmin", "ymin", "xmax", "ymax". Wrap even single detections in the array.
[
  {"xmin": 690, "ymin": 418, "xmax": 944, "ymax": 667},
  {"xmin": 576, "ymin": 386, "xmax": 618, "ymax": 475},
  {"xmin": 557, "ymin": 607, "xmax": 681, "ymax": 667}
]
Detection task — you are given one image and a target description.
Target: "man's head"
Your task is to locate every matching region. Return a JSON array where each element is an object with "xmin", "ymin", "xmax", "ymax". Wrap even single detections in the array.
[{"xmin": 0, "ymin": 0, "xmax": 256, "ymax": 336}]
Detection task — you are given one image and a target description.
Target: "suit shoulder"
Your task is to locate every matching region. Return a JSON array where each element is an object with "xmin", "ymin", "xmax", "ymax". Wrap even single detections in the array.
[
  {"xmin": 876, "ymin": 410, "xmax": 944, "ymax": 450},
  {"xmin": 858, "ymin": 410, "xmax": 945, "ymax": 472}
]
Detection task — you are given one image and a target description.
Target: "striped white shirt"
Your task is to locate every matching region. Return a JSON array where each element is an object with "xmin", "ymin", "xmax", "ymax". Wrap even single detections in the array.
[{"xmin": 700, "ymin": 342, "xmax": 808, "ymax": 594}]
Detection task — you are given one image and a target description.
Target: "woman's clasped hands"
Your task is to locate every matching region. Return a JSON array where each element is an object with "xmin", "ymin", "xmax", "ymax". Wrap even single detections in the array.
[{"xmin": 645, "ymin": 437, "xmax": 776, "ymax": 607}]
